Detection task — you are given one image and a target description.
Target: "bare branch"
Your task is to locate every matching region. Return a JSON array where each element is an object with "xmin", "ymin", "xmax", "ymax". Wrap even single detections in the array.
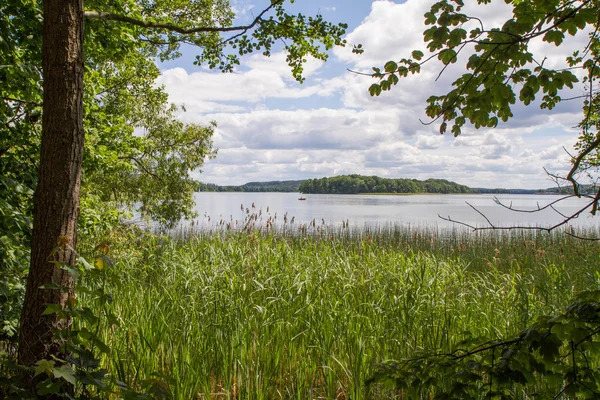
[
  {"xmin": 566, "ymin": 230, "xmax": 600, "ymax": 240},
  {"xmin": 466, "ymin": 201, "xmax": 494, "ymax": 227},
  {"xmin": 550, "ymin": 204, "xmax": 571, "ymax": 219},
  {"xmin": 440, "ymin": 195, "xmax": 596, "ymax": 233},
  {"xmin": 566, "ymin": 135, "xmax": 600, "ymax": 197},
  {"xmin": 561, "ymin": 94, "xmax": 590, "ymax": 101},
  {"xmin": 435, "ymin": 42, "xmax": 469, "ymax": 82},
  {"xmin": 346, "ymin": 69, "xmax": 375, "ymax": 77},
  {"xmin": 493, "ymin": 194, "xmax": 592, "ymax": 213}
]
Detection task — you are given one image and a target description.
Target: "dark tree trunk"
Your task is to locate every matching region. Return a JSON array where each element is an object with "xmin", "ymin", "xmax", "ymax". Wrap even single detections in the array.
[{"xmin": 18, "ymin": 0, "xmax": 84, "ymax": 388}]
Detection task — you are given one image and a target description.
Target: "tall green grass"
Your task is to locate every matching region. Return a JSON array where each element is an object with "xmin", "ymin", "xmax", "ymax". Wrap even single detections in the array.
[{"xmin": 84, "ymin": 226, "xmax": 600, "ymax": 399}]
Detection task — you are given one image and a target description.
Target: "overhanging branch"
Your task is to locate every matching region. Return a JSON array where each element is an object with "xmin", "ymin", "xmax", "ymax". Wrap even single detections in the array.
[{"xmin": 84, "ymin": 0, "xmax": 283, "ymax": 34}]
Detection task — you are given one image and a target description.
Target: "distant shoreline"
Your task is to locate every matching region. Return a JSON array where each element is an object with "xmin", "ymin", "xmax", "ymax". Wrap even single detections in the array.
[{"xmin": 196, "ymin": 174, "xmax": 582, "ymax": 196}]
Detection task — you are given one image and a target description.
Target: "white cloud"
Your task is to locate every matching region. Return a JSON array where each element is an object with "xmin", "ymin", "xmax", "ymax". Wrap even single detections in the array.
[
  {"xmin": 415, "ymin": 134, "xmax": 443, "ymax": 149},
  {"xmin": 334, "ymin": 0, "xmax": 431, "ymax": 68},
  {"xmin": 203, "ymin": 108, "xmax": 405, "ymax": 150},
  {"xmin": 158, "ymin": 0, "xmax": 591, "ymax": 190}
]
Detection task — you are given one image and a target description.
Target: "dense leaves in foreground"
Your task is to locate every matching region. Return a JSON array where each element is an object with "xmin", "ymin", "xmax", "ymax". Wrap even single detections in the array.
[
  {"xmin": 369, "ymin": 290, "xmax": 600, "ymax": 398},
  {"xmin": 0, "ymin": 0, "xmax": 219, "ymax": 343}
]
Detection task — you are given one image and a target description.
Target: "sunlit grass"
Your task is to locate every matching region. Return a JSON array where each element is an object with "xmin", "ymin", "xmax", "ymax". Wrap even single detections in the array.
[{"xmin": 83, "ymin": 225, "xmax": 600, "ymax": 399}]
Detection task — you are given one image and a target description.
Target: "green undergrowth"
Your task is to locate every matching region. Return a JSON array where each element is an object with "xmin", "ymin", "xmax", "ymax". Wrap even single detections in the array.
[{"xmin": 73, "ymin": 226, "xmax": 600, "ymax": 399}]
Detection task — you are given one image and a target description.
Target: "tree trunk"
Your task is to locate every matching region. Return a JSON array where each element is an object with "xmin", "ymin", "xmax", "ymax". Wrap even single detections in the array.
[{"xmin": 18, "ymin": 0, "xmax": 84, "ymax": 387}]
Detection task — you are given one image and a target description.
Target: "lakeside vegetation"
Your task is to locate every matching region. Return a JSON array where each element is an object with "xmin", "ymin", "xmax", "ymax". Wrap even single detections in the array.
[{"xmin": 49, "ymin": 224, "xmax": 599, "ymax": 398}]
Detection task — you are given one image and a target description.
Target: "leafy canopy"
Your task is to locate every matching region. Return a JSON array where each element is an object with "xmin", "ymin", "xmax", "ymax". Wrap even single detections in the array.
[{"xmin": 370, "ymin": 0, "xmax": 597, "ymax": 135}]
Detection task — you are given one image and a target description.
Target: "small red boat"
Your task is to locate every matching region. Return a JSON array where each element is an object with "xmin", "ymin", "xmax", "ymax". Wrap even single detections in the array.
[{"xmin": 298, "ymin": 197, "xmax": 307, "ymax": 201}]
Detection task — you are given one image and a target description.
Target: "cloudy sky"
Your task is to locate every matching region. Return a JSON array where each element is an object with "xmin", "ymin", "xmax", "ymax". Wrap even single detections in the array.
[{"xmin": 157, "ymin": 0, "xmax": 588, "ymax": 189}]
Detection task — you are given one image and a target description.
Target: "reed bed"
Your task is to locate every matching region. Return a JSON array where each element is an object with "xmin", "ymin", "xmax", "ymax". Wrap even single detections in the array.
[{"xmin": 86, "ymin": 225, "xmax": 600, "ymax": 399}]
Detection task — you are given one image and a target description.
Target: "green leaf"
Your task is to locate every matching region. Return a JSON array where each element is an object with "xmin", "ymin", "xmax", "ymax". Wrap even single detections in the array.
[
  {"xmin": 439, "ymin": 49, "xmax": 457, "ymax": 65},
  {"xmin": 384, "ymin": 61, "xmax": 398, "ymax": 73},
  {"xmin": 412, "ymin": 50, "xmax": 424, "ymax": 61},
  {"xmin": 388, "ymin": 74, "xmax": 399, "ymax": 86},
  {"xmin": 448, "ymin": 28, "xmax": 466, "ymax": 47},
  {"xmin": 543, "ymin": 30, "xmax": 565, "ymax": 46},
  {"xmin": 78, "ymin": 256, "xmax": 94, "ymax": 271},
  {"xmin": 424, "ymin": 12, "xmax": 437, "ymax": 25},
  {"xmin": 34, "ymin": 359, "xmax": 55, "ymax": 377},
  {"xmin": 41, "ymin": 303, "xmax": 62, "ymax": 316},
  {"xmin": 39, "ymin": 283, "xmax": 66, "ymax": 291},
  {"xmin": 369, "ymin": 84, "xmax": 382, "ymax": 97},
  {"xmin": 61, "ymin": 263, "xmax": 80, "ymax": 280},
  {"xmin": 36, "ymin": 379, "xmax": 62, "ymax": 396},
  {"xmin": 95, "ymin": 254, "xmax": 114, "ymax": 270},
  {"xmin": 53, "ymin": 365, "xmax": 77, "ymax": 385},
  {"xmin": 73, "ymin": 307, "xmax": 99, "ymax": 325}
]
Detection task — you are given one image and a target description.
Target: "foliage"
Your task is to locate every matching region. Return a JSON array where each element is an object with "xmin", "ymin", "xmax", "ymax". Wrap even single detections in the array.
[
  {"xmin": 0, "ymin": 240, "xmax": 176, "ymax": 399},
  {"xmin": 368, "ymin": 290, "xmax": 600, "ymax": 399},
  {"xmin": 0, "ymin": 0, "xmax": 223, "ymax": 336},
  {"xmin": 82, "ymin": 0, "xmax": 219, "ymax": 226},
  {"xmin": 84, "ymin": 0, "xmax": 355, "ymax": 83},
  {"xmin": 196, "ymin": 178, "xmax": 598, "ymax": 195},
  {"xmin": 1, "ymin": 0, "xmax": 221, "ymax": 229},
  {"xmin": 473, "ymin": 186, "xmax": 598, "ymax": 195},
  {"xmin": 0, "ymin": 0, "xmax": 41, "ymax": 343},
  {"xmin": 299, "ymin": 174, "xmax": 472, "ymax": 194},
  {"xmin": 370, "ymin": 0, "xmax": 597, "ymax": 134}
]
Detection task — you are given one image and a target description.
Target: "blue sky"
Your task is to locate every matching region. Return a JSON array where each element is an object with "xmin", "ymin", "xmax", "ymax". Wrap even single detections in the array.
[{"xmin": 156, "ymin": 0, "xmax": 587, "ymax": 189}]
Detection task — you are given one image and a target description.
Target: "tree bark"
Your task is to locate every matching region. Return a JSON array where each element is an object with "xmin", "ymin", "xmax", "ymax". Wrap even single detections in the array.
[{"xmin": 18, "ymin": 0, "xmax": 84, "ymax": 388}]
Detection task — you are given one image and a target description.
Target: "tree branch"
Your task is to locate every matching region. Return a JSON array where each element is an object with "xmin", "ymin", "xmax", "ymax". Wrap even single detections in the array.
[
  {"xmin": 439, "ymin": 195, "xmax": 596, "ymax": 233},
  {"xmin": 84, "ymin": 0, "xmax": 283, "ymax": 34}
]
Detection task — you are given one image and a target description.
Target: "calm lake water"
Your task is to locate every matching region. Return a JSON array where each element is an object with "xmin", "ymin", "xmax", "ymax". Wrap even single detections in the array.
[{"xmin": 189, "ymin": 192, "xmax": 599, "ymax": 231}]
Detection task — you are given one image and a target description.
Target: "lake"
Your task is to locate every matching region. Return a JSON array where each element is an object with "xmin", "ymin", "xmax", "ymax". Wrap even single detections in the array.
[{"xmin": 189, "ymin": 192, "xmax": 599, "ymax": 231}]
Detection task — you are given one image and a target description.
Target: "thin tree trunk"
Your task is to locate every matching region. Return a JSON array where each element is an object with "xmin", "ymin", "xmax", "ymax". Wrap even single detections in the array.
[{"xmin": 18, "ymin": 0, "xmax": 84, "ymax": 389}]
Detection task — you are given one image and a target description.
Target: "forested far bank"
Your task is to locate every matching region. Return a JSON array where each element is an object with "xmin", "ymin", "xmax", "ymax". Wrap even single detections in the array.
[
  {"xmin": 196, "ymin": 175, "xmax": 471, "ymax": 194},
  {"xmin": 196, "ymin": 180, "xmax": 303, "ymax": 192},
  {"xmin": 196, "ymin": 175, "xmax": 591, "ymax": 195},
  {"xmin": 299, "ymin": 175, "xmax": 471, "ymax": 194}
]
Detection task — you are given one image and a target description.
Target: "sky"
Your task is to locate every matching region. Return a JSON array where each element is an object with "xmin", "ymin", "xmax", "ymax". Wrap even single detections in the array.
[{"xmin": 156, "ymin": 0, "xmax": 589, "ymax": 189}]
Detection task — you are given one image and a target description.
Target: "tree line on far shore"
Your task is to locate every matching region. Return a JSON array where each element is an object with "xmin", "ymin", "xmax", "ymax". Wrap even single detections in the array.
[
  {"xmin": 196, "ymin": 175, "xmax": 472, "ymax": 194},
  {"xmin": 299, "ymin": 175, "xmax": 471, "ymax": 194},
  {"xmin": 196, "ymin": 175, "xmax": 593, "ymax": 195},
  {"xmin": 196, "ymin": 180, "xmax": 304, "ymax": 192}
]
